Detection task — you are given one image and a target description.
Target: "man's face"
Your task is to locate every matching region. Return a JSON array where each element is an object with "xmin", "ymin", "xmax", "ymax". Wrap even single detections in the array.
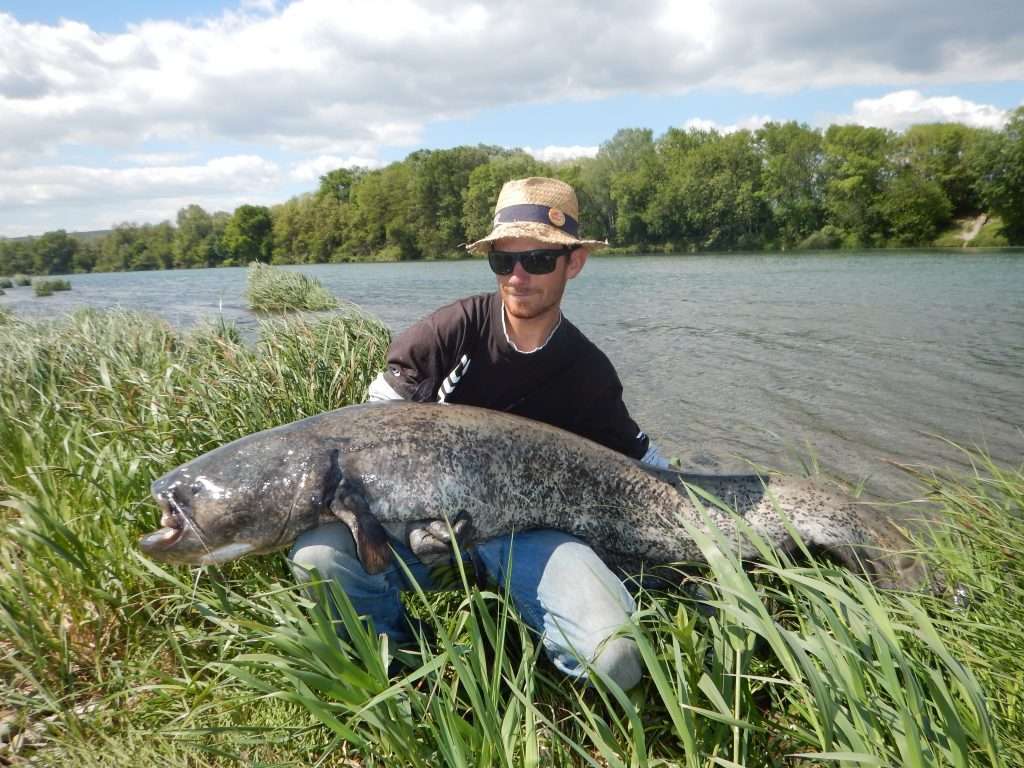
[{"xmin": 493, "ymin": 236, "xmax": 587, "ymax": 322}]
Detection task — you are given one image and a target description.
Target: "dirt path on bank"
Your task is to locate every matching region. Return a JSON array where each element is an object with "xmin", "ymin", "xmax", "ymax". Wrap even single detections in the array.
[{"xmin": 959, "ymin": 213, "xmax": 988, "ymax": 245}]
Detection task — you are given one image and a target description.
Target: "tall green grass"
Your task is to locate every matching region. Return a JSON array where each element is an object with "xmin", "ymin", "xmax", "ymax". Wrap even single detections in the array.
[
  {"xmin": 0, "ymin": 308, "xmax": 389, "ymax": 762},
  {"xmin": 204, "ymin": 486, "xmax": 1017, "ymax": 767},
  {"xmin": 900, "ymin": 454, "xmax": 1024, "ymax": 757},
  {"xmin": 245, "ymin": 261, "xmax": 338, "ymax": 312},
  {"xmin": 0, "ymin": 308, "xmax": 1020, "ymax": 766}
]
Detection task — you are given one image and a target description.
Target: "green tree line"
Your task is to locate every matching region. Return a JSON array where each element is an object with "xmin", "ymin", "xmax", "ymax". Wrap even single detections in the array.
[{"xmin": 3, "ymin": 109, "xmax": 1022, "ymax": 276}]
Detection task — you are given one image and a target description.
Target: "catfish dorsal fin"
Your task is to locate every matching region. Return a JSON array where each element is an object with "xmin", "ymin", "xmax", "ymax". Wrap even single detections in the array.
[{"xmin": 329, "ymin": 494, "xmax": 392, "ymax": 575}]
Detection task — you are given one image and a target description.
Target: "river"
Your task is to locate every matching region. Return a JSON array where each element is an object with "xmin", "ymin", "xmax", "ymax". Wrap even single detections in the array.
[{"xmin": 3, "ymin": 250, "xmax": 1022, "ymax": 503}]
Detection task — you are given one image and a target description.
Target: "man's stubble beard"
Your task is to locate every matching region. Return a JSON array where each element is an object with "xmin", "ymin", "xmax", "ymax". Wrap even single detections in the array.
[
  {"xmin": 502, "ymin": 284, "xmax": 566, "ymax": 321},
  {"xmin": 500, "ymin": 265, "xmax": 569, "ymax": 321}
]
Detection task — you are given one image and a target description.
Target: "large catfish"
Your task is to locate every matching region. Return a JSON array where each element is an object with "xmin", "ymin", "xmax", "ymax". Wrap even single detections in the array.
[{"xmin": 140, "ymin": 402, "xmax": 925, "ymax": 589}]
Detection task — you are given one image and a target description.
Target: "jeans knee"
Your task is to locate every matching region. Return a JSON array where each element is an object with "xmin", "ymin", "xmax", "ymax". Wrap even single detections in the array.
[
  {"xmin": 289, "ymin": 523, "xmax": 358, "ymax": 583},
  {"xmin": 547, "ymin": 629, "xmax": 643, "ymax": 690},
  {"xmin": 590, "ymin": 636, "xmax": 643, "ymax": 691}
]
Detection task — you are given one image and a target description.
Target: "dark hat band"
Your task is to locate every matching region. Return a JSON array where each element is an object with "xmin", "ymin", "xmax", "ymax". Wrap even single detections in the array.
[{"xmin": 494, "ymin": 204, "xmax": 579, "ymax": 237}]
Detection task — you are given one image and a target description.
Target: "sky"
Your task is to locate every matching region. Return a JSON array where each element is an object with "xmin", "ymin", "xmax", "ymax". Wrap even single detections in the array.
[{"xmin": 1, "ymin": 0, "xmax": 1022, "ymax": 237}]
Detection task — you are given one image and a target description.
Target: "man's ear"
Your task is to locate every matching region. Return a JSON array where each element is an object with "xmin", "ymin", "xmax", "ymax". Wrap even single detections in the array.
[{"xmin": 566, "ymin": 247, "xmax": 588, "ymax": 279}]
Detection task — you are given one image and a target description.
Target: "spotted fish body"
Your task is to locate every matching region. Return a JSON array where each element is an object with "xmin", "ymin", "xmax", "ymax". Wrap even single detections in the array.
[{"xmin": 140, "ymin": 402, "xmax": 922, "ymax": 589}]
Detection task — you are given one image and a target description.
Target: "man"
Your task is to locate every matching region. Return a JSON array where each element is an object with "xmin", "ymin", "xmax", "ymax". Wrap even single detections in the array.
[{"xmin": 291, "ymin": 177, "xmax": 668, "ymax": 690}]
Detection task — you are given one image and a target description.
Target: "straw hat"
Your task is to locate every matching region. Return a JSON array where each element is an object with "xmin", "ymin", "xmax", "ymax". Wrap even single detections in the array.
[{"xmin": 465, "ymin": 176, "xmax": 609, "ymax": 255}]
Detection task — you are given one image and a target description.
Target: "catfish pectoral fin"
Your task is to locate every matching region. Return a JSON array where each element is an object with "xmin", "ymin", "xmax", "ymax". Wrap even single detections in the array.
[
  {"xmin": 406, "ymin": 511, "xmax": 475, "ymax": 565},
  {"xmin": 861, "ymin": 547, "xmax": 934, "ymax": 593},
  {"xmin": 329, "ymin": 497, "xmax": 393, "ymax": 575},
  {"xmin": 407, "ymin": 527, "xmax": 452, "ymax": 567}
]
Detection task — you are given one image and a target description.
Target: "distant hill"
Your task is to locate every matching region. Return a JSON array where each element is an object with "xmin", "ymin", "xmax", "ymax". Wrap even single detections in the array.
[
  {"xmin": 0, "ymin": 229, "xmax": 111, "ymax": 243},
  {"xmin": 68, "ymin": 229, "xmax": 112, "ymax": 243}
]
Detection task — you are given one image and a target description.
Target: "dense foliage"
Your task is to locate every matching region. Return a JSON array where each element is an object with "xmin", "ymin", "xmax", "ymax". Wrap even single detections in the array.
[{"xmin": 3, "ymin": 110, "xmax": 1022, "ymax": 276}]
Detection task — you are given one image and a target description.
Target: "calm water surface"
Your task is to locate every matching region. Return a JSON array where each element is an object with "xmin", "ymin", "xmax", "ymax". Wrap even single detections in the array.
[{"xmin": 4, "ymin": 251, "xmax": 1022, "ymax": 502}]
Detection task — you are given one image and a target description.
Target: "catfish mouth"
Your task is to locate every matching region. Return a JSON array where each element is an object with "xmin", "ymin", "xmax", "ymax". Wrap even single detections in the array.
[{"xmin": 139, "ymin": 492, "xmax": 187, "ymax": 553}]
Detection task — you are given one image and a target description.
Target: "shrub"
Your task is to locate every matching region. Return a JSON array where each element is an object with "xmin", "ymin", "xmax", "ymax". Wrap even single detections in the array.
[
  {"xmin": 13, "ymin": 274, "xmax": 31, "ymax": 286},
  {"xmin": 934, "ymin": 230, "xmax": 965, "ymax": 247},
  {"xmin": 0, "ymin": 278, "xmax": 12, "ymax": 288},
  {"xmin": 246, "ymin": 261, "xmax": 338, "ymax": 312},
  {"xmin": 797, "ymin": 224, "xmax": 843, "ymax": 250},
  {"xmin": 372, "ymin": 244, "xmax": 406, "ymax": 262}
]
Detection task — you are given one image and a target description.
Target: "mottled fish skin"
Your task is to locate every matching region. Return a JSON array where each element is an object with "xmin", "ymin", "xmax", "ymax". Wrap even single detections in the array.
[{"xmin": 140, "ymin": 402, "xmax": 925, "ymax": 588}]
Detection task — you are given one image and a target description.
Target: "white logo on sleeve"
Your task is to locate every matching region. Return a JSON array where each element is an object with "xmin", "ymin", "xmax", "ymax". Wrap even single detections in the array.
[{"xmin": 437, "ymin": 355, "xmax": 471, "ymax": 403}]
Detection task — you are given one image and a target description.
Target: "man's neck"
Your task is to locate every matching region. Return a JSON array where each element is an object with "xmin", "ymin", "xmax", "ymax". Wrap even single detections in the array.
[{"xmin": 502, "ymin": 306, "xmax": 562, "ymax": 353}]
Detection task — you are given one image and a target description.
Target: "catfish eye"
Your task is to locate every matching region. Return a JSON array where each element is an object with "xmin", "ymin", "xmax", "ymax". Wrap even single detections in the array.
[{"xmin": 190, "ymin": 481, "xmax": 203, "ymax": 495}]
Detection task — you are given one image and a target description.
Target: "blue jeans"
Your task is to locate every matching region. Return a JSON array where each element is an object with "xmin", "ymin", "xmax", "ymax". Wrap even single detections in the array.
[{"xmin": 290, "ymin": 522, "xmax": 643, "ymax": 690}]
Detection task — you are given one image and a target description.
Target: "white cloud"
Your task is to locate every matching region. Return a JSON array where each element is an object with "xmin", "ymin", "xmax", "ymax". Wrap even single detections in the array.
[
  {"xmin": 522, "ymin": 145, "xmax": 599, "ymax": 163},
  {"xmin": 0, "ymin": 156, "xmax": 280, "ymax": 206},
  {"xmin": 290, "ymin": 154, "xmax": 384, "ymax": 182},
  {"xmin": 240, "ymin": 0, "xmax": 278, "ymax": 12},
  {"xmin": 841, "ymin": 89, "xmax": 1010, "ymax": 131},
  {"xmin": 656, "ymin": 0, "xmax": 718, "ymax": 54},
  {"xmin": 681, "ymin": 115, "xmax": 772, "ymax": 134},
  {"xmin": 1, "ymin": 1, "xmax": 1022, "ymax": 233},
  {"xmin": 3, "ymin": 1, "xmax": 1021, "ymax": 156},
  {"xmin": 0, "ymin": 155, "xmax": 281, "ymax": 236},
  {"xmin": 116, "ymin": 151, "xmax": 199, "ymax": 166}
]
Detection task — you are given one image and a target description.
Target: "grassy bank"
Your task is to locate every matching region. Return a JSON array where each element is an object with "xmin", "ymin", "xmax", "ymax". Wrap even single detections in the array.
[
  {"xmin": 1, "ymin": 310, "xmax": 1021, "ymax": 766},
  {"xmin": 934, "ymin": 216, "xmax": 1011, "ymax": 248}
]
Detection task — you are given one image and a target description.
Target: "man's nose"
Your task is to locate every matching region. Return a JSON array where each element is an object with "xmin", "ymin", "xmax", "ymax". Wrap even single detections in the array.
[{"xmin": 509, "ymin": 260, "xmax": 531, "ymax": 281}]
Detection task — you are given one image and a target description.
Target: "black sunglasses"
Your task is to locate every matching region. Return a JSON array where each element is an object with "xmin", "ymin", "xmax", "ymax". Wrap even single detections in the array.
[{"xmin": 488, "ymin": 246, "xmax": 575, "ymax": 276}]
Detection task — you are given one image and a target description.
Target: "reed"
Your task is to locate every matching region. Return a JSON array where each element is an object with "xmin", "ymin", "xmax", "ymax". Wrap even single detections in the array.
[
  {"xmin": 0, "ymin": 309, "xmax": 389, "ymax": 759},
  {"xmin": 32, "ymin": 278, "xmax": 71, "ymax": 296},
  {"xmin": 900, "ymin": 452, "xmax": 1024, "ymax": 761},
  {"xmin": 245, "ymin": 261, "xmax": 338, "ymax": 312},
  {"xmin": 0, "ymin": 308, "xmax": 1019, "ymax": 766}
]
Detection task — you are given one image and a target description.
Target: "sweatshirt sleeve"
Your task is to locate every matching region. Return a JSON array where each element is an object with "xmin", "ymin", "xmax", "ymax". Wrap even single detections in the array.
[
  {"xmin": 381, "ymin": 299, "xmax": 473, "ymax": 403},
  {"xmin": 588, "ymin": 387, "xmax": 651, "ymax": 460}
]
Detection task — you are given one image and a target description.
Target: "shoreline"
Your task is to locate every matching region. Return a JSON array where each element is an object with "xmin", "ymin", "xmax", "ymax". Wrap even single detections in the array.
[{"xmin": 2, "ymin": 244, "xmax": 1022, "ymax": 280}]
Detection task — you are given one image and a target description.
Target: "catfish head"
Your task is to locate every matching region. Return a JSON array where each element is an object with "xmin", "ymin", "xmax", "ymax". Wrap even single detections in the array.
[{"xmin": 139, "ymin": 424, "xmax": 342, "ymax": 566}]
